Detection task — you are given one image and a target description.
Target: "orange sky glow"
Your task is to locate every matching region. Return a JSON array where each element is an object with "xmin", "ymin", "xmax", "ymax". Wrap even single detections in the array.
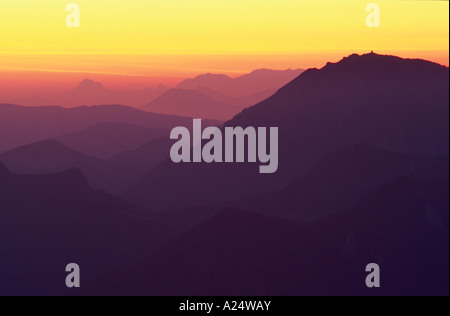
[{"xmin": 0, "ymin": 0, "xmax": 448, "ymax": 99}]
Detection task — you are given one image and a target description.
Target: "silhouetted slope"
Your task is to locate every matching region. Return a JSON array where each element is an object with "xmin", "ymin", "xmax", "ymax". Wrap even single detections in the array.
[
  {"xmin": 234, "ymin": 144, "xmax": 450, "ymax": 221},
  {"xmin": 112, "ymin": 85, "xmax": 168, "ymax": 107},
  {"xmin": 0, "ymin": 164, "xmax": 221, "ymax": 296},
  {"xmin": 111, "ymin": 137, "xmax": 172, "ymax": 176},
  {"xmin": 54, "ymin": 79, "xmax": 111, "ymax": 107},
  {"xmin": 97, "ymin": 178, "xmax": 449, "ymax": 296},
  {"xmin": 52, "ymin": 79, "xmax": 168, "ymax": 107},
  {"xmin": 0, "ymin": 140, "xmax": 144, "ymax": 193},
  {"xmin": 125, "ymin": 53, "xmax": 449, "ymax": 211},
  {"xmin": 143, "ymin": 89, "xmax": 239, "ymax": 120},
  {"xmin": 0, "ymin": 103, "xmax": 205, "ymax": 152},
  {"xmin": 56, "ymin": 123, "xmax": 168, "ymax": 159},
  {"xmin": 0, "ymin": 166, "xmax": 143, "ymax": 295},
  {"xmin": 0, "ymin": 162, "xmax": 11, "ymax": 176},
  {"xmin": 195, "ymin": 86, "xmax": 277, "ymax": 108},
  {"xmin": 0, "ymin": 139, "xmax": 102, "ymax": 174},
  {"xmin": 230, "ymin": 53, "xmax": 449, "ymax": 162}
]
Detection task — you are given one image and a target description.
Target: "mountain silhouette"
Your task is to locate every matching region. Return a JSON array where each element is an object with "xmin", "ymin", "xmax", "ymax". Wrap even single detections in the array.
[
  {"xmin": 177, "ymin": 68, "xmax": 304, "ymax": 98},
  {"xmin": 0, "ymin": 162, "xmax": 10, "ymax": 176},
  {"xmin": 95, "ymin": 177, "xmax": 449, "ymax": 296},
  {"xmin": 78, "ymin": 78, "xmax": 107, "ymax": 91},
  {"xmin": 1, "ymin": 53, "xmax": 449, "ymax": 296},
  {"xmin": 0, "ymin": 163, "xmax": 220, "ymax": 295},
  {"xmin": 0, "ymin": 164, "xmax": 144, "ymax": 295},
  {"xmin": 54, "ymin": 79, "xmax": 111, "ymax": 107},
  {"xmin": 194, "ymin": 86, "xmax": 278, "ymax": 109},
  {"xmin": 4, "ymin": 69, "xmax": 300, "ymax": 110},
  {"xmin": 0, "ymin": 139, "xmax": 102, "ymax": 175},
  {"xmin": 111, "ymin": 137, "xmax": 172, "ymax": 177},
  {"xmin": 233, "ymin": 143, "xmax": 449, "ymax": 221},
  {"xmin": 0, "ymin": 140, "xmax": 142, "ymax": 193},
  {"xmin": 0, "ymin": 103, "xmax": 212, "ymax": 153},
  {"xmin": 56, "ymin": 122, "xmax": 169, "ymax": 159},
  {"xmin": 125, "ymin": 53, "xmax": 449, "ymax": 211},
  {"xmin": 2, "ymin": 69, "xmax": 301, "ymax": 109},
  {"xmin": 114, "ymin": 85, "xmax": 168, "ymax": 107},
  {"xmin": 143, "ymin": 88, "xmax": 240, "ymax": 120},
  {"xmin": 52, "ymin": 79, "xmax": 168, "ymax": 108}
]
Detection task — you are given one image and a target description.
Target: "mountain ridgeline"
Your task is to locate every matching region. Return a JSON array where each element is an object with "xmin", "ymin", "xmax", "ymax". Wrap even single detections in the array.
[
  {"xmin": 0, "ymin": 53, "xmax": 448, "ymax": 296},
  {"xmin": 0, "ymin": 104, "xmax": 203, "ymax": 153},
  {"xmin": 125, "ymin": 53, "xmax": 449, "ymax": 211}
]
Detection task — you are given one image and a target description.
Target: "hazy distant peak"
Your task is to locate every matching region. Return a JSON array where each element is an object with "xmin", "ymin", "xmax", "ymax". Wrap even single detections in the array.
[
  {"xmin": 74, "ymin": 79, "xmax": 110, "ymax": 92},
  {"xmin": 78, "ymin": 78, "xmax": 103, "ymax": 86},
  {"xmin": 25, "ymin": 139, "xmax": 65, "ymax": 149},
  {"xmin": 146, "ymin": 88, "xmax": 227, "ymax": 106},
  {"xmin": 176, "ymin": 68, "xmax": 305, "ymax": 99}
]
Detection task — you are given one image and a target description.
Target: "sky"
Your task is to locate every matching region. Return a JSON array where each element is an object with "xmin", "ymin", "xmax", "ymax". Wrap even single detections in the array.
[{"xmin": 0, "ymin": 0, "xmax": 448, "ymax": 99}]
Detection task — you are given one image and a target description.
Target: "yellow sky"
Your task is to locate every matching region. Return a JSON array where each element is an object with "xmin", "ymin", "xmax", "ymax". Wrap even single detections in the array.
[
  {"xmin": 0, "ymin": 0, "xmax": 448, "ymax": 93},
  {"xmin": 0, "ymin": 0, "xmax": 448, "ymax": 54}
]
